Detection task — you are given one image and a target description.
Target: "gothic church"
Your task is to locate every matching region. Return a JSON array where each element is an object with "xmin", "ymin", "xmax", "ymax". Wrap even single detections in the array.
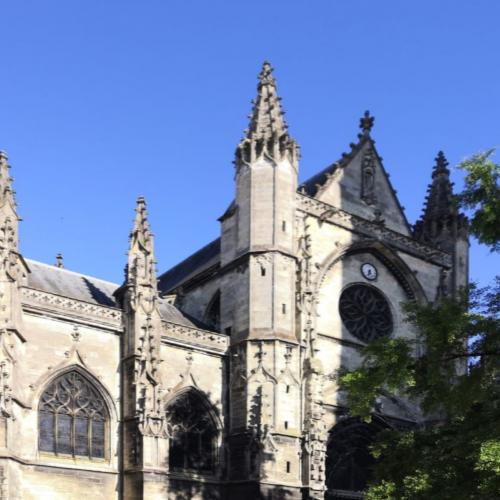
[{"xmin": 0, "ymin": 62, "xmax": 468, "ymax": 499}]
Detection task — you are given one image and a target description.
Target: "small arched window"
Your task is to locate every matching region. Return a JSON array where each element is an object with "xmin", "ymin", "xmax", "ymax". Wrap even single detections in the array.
[
  {"xmin": 166, "ymin": 390, "xmax": 218, "ymax": 474},
  {"xmin": 38, "ymin": 370, "xmax": 108, "ymax": 459}
]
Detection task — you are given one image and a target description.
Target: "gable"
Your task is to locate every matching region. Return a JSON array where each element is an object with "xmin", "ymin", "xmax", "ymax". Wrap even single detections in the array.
[{"xmin": 301, "ymin": 140, "xmax": 411, "ymax": 236}]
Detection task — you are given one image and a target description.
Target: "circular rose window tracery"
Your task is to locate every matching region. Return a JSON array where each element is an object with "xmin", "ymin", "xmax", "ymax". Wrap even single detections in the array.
[{"xmin": 339, "ymin": 284, "xmax": 393, "ymax": 342}]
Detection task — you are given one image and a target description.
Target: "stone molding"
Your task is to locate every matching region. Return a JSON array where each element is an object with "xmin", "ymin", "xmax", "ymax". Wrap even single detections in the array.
[
  {"xmin": 21, "ymin": 287, "xmax": 122, "ymax": 325},
  {"xmin": 296, "ymin": 193, "xmax": 452, "ymax": 267},
  {"xmin": 162, "ymin": 322, "xmax": 229, "ymax": 353}
]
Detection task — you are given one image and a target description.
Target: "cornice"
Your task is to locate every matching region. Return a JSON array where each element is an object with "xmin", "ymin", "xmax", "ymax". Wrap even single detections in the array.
[{"xmin": 21, "ymin": 287, "xmax": 122, "ymax": 329}]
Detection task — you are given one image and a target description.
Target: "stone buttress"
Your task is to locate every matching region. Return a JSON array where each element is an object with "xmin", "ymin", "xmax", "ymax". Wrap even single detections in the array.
[{"xmin": 115, "ymin": 197, "xmax": 168, "ymax": 499}]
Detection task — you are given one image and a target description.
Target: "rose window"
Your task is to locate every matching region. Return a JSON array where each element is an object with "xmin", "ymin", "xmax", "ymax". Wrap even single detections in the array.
[{"xmin": 339, "ymin": 284, "xmax": 393, "ymax": 342}]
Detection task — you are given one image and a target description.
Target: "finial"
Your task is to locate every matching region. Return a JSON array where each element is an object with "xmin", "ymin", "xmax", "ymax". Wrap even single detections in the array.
[
  {"xmin": 55, "ymin": 253, "xmax": 64, "ymax": 268},
  {"xmin": 433, "ymin": 151, "xmax": 450, "ymax": 178},
  {"xmin": 359, "ymin": 110, "xmax": 375, "ymax": 135},
  {"xmin": 258, "ymin": 60, "xmax": 275, "ymax": 87}
]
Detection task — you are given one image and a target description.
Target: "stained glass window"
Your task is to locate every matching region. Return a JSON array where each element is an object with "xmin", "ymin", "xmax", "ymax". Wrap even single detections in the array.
[
  {"xmin": 339, "ymin": 284, "xmax": 393, "ymax": 342},
  {"xmin": 326, "ymin": 419, "xmax": 382, "ymax": 495},
  {"xmin": 39, "ymin": 370, "xmax": 108, "ymax": 459},
  {"xmin": 166, "ymin": 391, "xmax": 217, "ymax": 473}
]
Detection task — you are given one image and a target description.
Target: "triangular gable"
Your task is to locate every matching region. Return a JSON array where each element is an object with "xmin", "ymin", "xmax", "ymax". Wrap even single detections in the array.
[{"xmin": 301, "ymin": 138, "xmax": 411, "ymax": 236}]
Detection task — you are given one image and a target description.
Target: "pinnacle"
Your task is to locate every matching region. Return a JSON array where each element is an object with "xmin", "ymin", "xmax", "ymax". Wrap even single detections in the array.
[
  {"xmin": 133, "ymin": 196, "xmax": 151, "ymax": 238},
  {"xmin": 414, "ymin": 151, "xmax": 463, "ymax": 243},
  {"xmin": 127, "ymin": 195, "xmax": 157, "ymax": 289},
  {"xmin": 248, "ymin": 61, "xmax": 285, "ymax": 140},
  {"xmin": 236, "ymin": 62, "xmax": 298, "ymax": 164},
  {"xmin": 0, "ymin": 150, "xmax": 16, "ymax": 209}
]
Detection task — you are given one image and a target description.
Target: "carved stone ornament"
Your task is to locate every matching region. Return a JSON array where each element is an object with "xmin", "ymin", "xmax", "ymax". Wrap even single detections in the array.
[{"xmin": 361, "ymin": 149, "xmax": 377, "ymax": 205}]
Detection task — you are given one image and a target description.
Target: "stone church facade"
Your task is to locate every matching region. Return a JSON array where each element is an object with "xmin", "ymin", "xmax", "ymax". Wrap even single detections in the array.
[{"xmin": 0, "ymin": 62, "xmax": 468, "ymax": 499}]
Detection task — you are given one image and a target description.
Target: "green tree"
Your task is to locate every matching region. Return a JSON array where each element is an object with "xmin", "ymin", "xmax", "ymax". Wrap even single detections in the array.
[{"xmin": 340, "ymin": 151, "xmax": 500, "ymax": 499}]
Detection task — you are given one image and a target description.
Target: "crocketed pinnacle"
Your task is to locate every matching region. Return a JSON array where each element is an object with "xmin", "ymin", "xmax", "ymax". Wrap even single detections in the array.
[
  {"xmin": 421, "ymin": 151, "xmax": 455, "ymax": 220},
  {"xmin": 235, "ymin": 61, "xmax": 299, "ymax": 165},
  {"xmin": 127, "ymin": 196, "xmax": 157, "ymax": 290},
  {"xmin": 414, "ymin": 151, "xmax": 467, "ymax": 244},
  {"xmin": 0, "ymin": 151, "xmax": 17, "ymax": 210}
]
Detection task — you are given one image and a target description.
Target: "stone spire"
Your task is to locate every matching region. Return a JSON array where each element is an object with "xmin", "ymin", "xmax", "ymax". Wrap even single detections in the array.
[
  {"xmin": 126, "ymin": 196, "xmax": 157, "ymax": 293},
  {"xmin": 235, "ymin": 61, "xmax": 299, "ymax": 166},
  {"xmin": 414, "ymin": 151, "xmax": 467, "ymax": 246}
]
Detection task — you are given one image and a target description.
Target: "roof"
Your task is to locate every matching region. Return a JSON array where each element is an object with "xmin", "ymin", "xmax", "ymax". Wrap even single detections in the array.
[
  {"xmin": 25, "ymin": 259, "xmax": 208, "ymax": 329},
  {"xmin": 26, "ymin": 259, "xmax": 119, "ymax": 307},
  {"xmin": 158, "ymin": 238, "xmax": 221, "ymax": 294},
  {"xmin": 298, "ymin": 133, "xmax": 371, "ymax": 197},
  {"xmin": 157, "ymin": 300, "xmax": 210, "ymax": 330},
  {"xmin": 299, "ymin": 163, "xmax": 339, "ymax": 197}
]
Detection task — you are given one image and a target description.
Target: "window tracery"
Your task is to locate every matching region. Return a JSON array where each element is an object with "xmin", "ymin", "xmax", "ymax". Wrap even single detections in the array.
[
  {"xmin": 38, "ymin": 370, "xmax": 108, "ymax": 459},
  {"xmin": 339, "ymin": 284, "xmax": 393, "ymax": 342},
  {"xmin": 166, "ymin": 390, "xmax": 217, "ymax": 474}
]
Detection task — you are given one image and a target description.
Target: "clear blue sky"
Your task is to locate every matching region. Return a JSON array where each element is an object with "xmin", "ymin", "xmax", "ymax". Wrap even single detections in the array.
[{"xmin": 0, "ymin": 1, "xmax": 498, "ymax": 286}]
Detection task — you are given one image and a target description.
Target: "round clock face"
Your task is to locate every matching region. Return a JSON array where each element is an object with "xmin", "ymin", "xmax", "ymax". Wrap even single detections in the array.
[{"xmin": 361, "ymin": 263, "xmax": 378, "ymax": 281}]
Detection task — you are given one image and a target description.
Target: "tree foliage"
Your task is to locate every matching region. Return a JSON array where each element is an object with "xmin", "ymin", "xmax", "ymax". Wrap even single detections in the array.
[
  {"xmin": 339, "ymin": 152, "xmax": 500, "ymax": 499},
  {"xmin": 458, "ymin": 149, "xmax": 500, "ymax": 251}
]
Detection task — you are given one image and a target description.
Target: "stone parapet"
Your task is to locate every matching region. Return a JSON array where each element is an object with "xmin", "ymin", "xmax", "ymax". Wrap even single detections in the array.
[
  {"xmin": 162, "ymin": 322, "xmax": 229, "ymax": 354},
  {"xmin": 21, "ymin": 287, "xmax": 122, "ymax": 327}
]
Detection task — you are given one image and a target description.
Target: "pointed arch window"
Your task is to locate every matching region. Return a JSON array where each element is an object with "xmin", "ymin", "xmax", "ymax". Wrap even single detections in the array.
[
  {"xmin": 326, "ymin": 418, "xmax": 383, "ymax": 496},
  {"xmin": 166, "ymin": 390, "xmax": 218, "ymax": 474},
  {"xmin": 38, "ymin": 370, "xmax": 108, "ymax": 459}
]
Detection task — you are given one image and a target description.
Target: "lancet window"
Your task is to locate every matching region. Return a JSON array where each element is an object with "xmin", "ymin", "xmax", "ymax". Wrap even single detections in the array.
[
  {"xmin": 38, "ymin": 370, "xmax": 108, "ymax": 459},
  {"xmin": 166, "ymin": 390, "xmax": 218, "ymax": 474}
]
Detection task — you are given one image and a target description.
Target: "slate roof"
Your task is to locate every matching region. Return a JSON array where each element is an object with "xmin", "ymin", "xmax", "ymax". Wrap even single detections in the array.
[
  {"xmin": 25, "ymin": 259, "xmax": 205, "ymax": 329},
  {"xmin": 26, "ymin": 259, "xmax": 119, "ymax": 307},
  {"xmin": 158, "ymin": 238, "xmax": 221, "ymax": 294}
]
